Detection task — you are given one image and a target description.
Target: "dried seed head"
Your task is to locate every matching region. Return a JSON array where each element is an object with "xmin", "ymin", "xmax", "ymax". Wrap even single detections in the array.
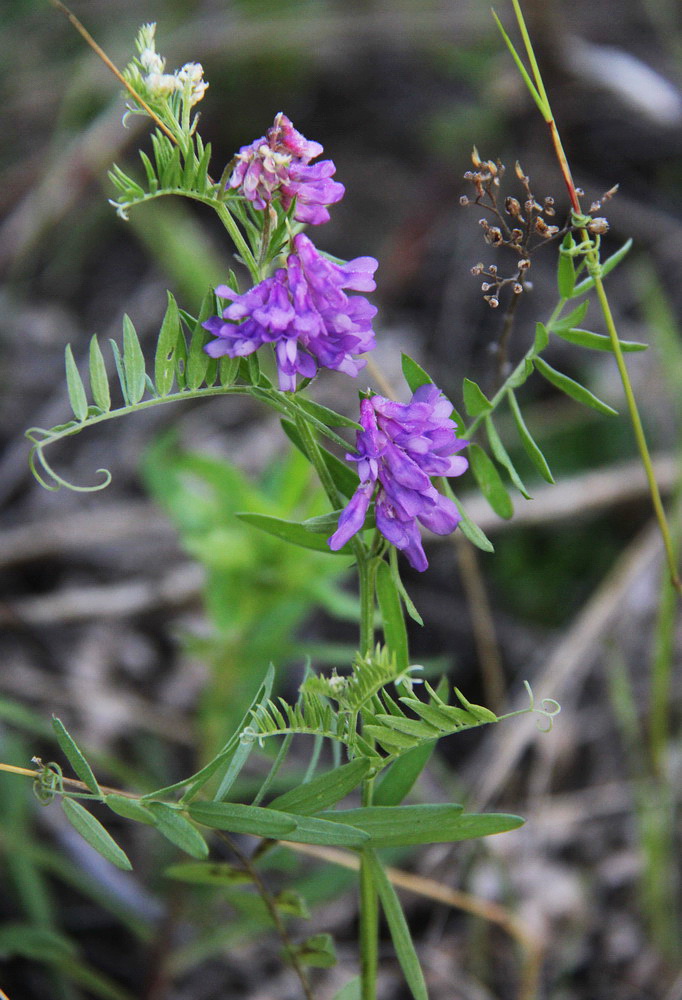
[
  {"xmin": 471, "ymin": 146, "xmax": 482, "ymax": 168},
  {"xmin": 471, "ymin": 263, "xmax": 484, "ymax": 275},
  {"xmin": 534, "ymin": 217, "xmax": 559, "ymax": 237},
  {"xmin": 481, "ymin": 282, "xmax": 491, "ymax": 291},
  {"xmin": 515, "ymin": 160, "xmax": 526, "ymax": 181},
  {"xmin": 588, "ymin": 217, "xmax": 609, "ymax": 235},
  {"xmin": 487, "ymin": 296, "xmax": 500, "ymax": 308},
  {"xmin": 519, "ymin": 258, "xmax": 531, "ymax": 270},
  {"xmin": 510, "ymin": 227, "xmax": 524, "ymax": 244},
  {"xmin": 488, "ymin": 264, "xmax": 498, "ymax": 275},
  {"xmin": 505, "ymin": 196, "xmax": 522, "ymax": 217},
  {"xmin": 513, "ymin": 282, "xmax": 523, "ymax": 295},
  {"xmin": 543, "ymin": 196, "xmax": 555, "ymax": 216},
  {"xmin": 486, "ymin": 160, "xmax": 498, "ymax": 176},
  {"xmin": 484, "ymin": 227, "xmax": 503, "ymax": 246},
  {"xmin": 459, "ymin": 195, "xmax": 470, "ymax": 206}
]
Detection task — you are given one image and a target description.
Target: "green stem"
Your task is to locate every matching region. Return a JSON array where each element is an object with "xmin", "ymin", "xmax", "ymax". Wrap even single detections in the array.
[
  {"xmin": 507, "ymin": 0, "xmax": 680, "ymax": 594},
  {"xmin": 359, "ymin": 777, "xmax": 378, "ymax": 1000},
  {"xmin": 213, "ymin": 202, "xmax": 260, "ymax": 283},
  {"xmin": 358, "ymin": 555, "xmax": 377, "ymax": 659},
  {"xmin": 589, "ymin": 261, "xmax": 681, "ymax": 592}
]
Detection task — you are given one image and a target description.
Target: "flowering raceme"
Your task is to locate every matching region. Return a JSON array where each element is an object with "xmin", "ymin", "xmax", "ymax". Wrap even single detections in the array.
[
  {"xmin": 229, "ymin": 112, "xmax": 344, "ymax": 225},
  {"xmin": 203, "ymin": 233, "xmax": 378, "ymax": 391},
  {"xmin": 328, "ymin": 386, "xmax": 469, "ymax": 571}
]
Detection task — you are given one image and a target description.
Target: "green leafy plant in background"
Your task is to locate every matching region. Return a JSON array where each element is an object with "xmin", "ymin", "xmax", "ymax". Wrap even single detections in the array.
[{"xmin": 2, "ymin": 2, "xmax": 679, "ymax": 1000}]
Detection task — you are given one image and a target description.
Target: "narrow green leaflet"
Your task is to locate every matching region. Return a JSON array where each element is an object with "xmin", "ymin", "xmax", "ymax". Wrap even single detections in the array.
[
  {"xmin": 105, "ymin": 794, "xmax": 156, "ymax": 826},
  {"xmin": 467, "ymin": 443, "xmax": 514, "ymax": 519},
  {"xmin": 533, "ymin": 357, "xmax": 617, "ymax": 416},
  {"xmin": 61, "ymin": 798, "xmax": 132, "ymax": 871},
  {"xmin": 89, "ymin": 336, "xmax": 111, "ymax": 412},
  {"xmin": 269, "ymin": 758, "xmax": 371, "ymax": 815},
  {"xmin": 507, "ymin": 389, "xmax": 554, "ymax": 483},
  {"xmin": 280, "ymin": 814, "xmax": 370, "ymax": 848},
  {"xmin": 533, "ymin": 321, "xmax": 549, "ymax": 353},
  {"xmin": 462, "ymin": 378, "xmax": 492, "ymax": 417},
  {"xmin": 154, "ymin": 292, "xmax": 182, "ymax": 395},
  {"xmin": 557, "ymin": 234, "xmax": 576, "ymax": 298},
  {"xmin": 219, "ymin": 355, "xmax": 240, "ymax": 387},
  {"xmin": 52, "ymin": 717, "xmax": 100, "ymax": 796},
  {"xmin": 375, "ymin": 558, "xmax": 409, "ymax": 673},
  {"xmin": 0, "ymin": 923, "xmax": 77, "ymax": 963},
  {"xmin": 236, "ymin": 512, "xmax": 353, "ymax": 554},
  {"xmin": 64, "ymin": 345, "xmax": 88, "ymax": 422},
  {"xmin": 373, "ymin": 742, "xmax": 436, "ymax": 806},
  {"xmin": 315, "ymin": 804, "xmax": 465, "ymax": 848},
  {"xmin": 185, "ymin": 297, "xmax": 213, "ymax": 390},
  {"xmin": 554, "ymin": 327, "xmax": 647, "ymax": 353},
  {"xmin": 551, "ymin": 299, "xmax": 589, "ymax": 333},
  {"xmin": 294, "ymin": 396, "xmax": 362, "ymax": 430},
  {"xmin": 401, "ymin": 352, "xmax": 432, "ymax": 392},
  {"xmin": 446, "ymin": 486, "xmax": 494, "ymax": 553},
  {"xmin": 454, "ymin": 687, "xmax": 498, "ymax": 722},
  {"xmin": 293, "ymin": 933, "xmax": 337, "ymax": 969},
  {"xmin": 147, "ymin": 803, "xmax": 209, "ymax": 859},
  {"xmin": 164, "ymin": 861, "xmax": 253, "ymax": 886},
  {"xmin": 274, "ymin": 889, "xmax": 310, "ymax": 918},
  {"xmin": 333, "ymin": 977, "xmax": 361, "ymax": 1000},
  {"xmin": 484, "ymin": 415, "xmax": 531, "ymax": 499},
  {"xmin": 187, "ymin": 801, "xmax": 297, "ymax": 838},
  {"xmin": 506, "ymin": 356, "xmax": 534, "ymax": 390},
  {"xmin": 389, "ymin": 548, "xmax": 423, "ymax": 626},
  {"xmin": 572, "ymin": 238, "xmax": 633, "ymax": 296},
  {"xmin": 366, "ymin": 850, "xmax": 428, "ymax": 1000},
  {"xmin": 122, "ymin": 315, "xmax": 146, "ymax": 405}
]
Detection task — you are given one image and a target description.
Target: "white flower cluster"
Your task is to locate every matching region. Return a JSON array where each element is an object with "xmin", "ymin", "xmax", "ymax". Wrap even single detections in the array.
[{"xmin": 134, "ymin": 23, "xmax": 208, "ymax": 105}]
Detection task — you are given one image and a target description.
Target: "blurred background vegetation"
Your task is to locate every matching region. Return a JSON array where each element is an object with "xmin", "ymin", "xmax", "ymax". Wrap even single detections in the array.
[{"xmin": 1, "ymin": 1, "xmax": 682, "ymax": 998}]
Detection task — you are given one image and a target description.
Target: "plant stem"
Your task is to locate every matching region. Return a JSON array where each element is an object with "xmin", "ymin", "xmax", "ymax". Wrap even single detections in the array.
[
  {"xmin": 358, "ymin": 556, "xmax": 376, "ymax": 659},
  {"xmin": 213, "ymin": 203, "xmax": 260, "ymax": 283},
  {"xmin": 359, "ymin": 777, "xmax": 379, "ymax": 1000},
  {"xmin": 216, "ymin": 832, "xmax": 314, "ymax": 1000},
  {"xmin": 589, "ymin": 268, "xmax": 681, "ymax": 592},
  {"xmin": 509, "ymin": 0, "xmax": 681, "ymax": 594}
]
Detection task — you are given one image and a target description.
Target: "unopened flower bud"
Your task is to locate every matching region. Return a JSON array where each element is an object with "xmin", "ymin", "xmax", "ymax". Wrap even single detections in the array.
[
  {"xmin": 487, "ymin": 296, "xmax": 499, "ymax": 308},
  {"xmin": 488, "ymin": 264, "xmax": 497, "ymax": 275},
  {"xmin": 515, "ymin": 161, "xmax": 526, "ymax": 181},
  {"xmin": 471, "ymin": 146, "xmax": 482, "ymax": 168},
  {"xmin": 471, "ymin": 263, "xmax": 484, "ymax": 275},
  {"xmin": 459, "ymin": 195, "xmax": 470, "ymax": 206},
  {"xmin": 146, "ymin": 72, "xmax": 180, "ymax": 97},
  {"xmin": 513, "ymin": 282, "xmax": 523, "ymax": 295},
  {"xmin": 481, "ymin": 282, "xmax": 491, "ymax": 291}
]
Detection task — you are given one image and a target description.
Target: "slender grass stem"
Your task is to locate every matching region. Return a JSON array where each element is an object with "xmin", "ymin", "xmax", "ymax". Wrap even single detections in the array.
[{"xmin": 507, "ymin": 0, "xmax": 681, "ymax": 594}]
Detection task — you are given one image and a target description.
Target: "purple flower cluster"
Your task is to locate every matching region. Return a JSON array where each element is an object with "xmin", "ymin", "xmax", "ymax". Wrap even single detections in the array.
[
  {"xmin": 229, "ymin": 112, "xmax": 344, "ymax": 225},
  {"xmin": 203, "ymin": 233, "xmax": 378, "ymax": 391},
  {"xmin": 328, "ymin": 385, "xmax": 469, "ymax": 571}
]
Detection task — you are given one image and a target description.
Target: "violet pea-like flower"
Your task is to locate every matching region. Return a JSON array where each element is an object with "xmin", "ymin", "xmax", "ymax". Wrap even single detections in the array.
[
  {"xmin": 203, "ymin": 233, "xmax": 378, "ymax": 392},
  {"xmin": 328, "ymin": 386, "xmax": 469, "ymax": 571},
  {"xmin": 228, "ymin": 112, "xmax": 344, "ymax": 225}
]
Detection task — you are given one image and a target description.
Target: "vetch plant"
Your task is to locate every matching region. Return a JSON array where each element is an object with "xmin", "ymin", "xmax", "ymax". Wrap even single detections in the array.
[{"xmin": 2, "ymin": 2, "xmax": 679, "ymax": 999}]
